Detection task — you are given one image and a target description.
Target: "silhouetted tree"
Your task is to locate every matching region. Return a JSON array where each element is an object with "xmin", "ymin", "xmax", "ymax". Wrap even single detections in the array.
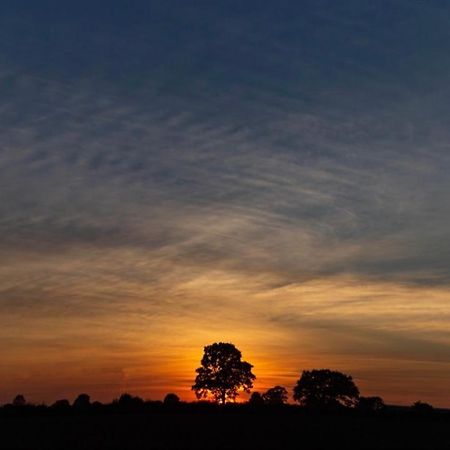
[
  {"xmin": 262, "ymin": 386, "xmax": 288, "ymax": 405},
  {"xmin": 293, "ymin": 369, "xmax": 359, "ymax": 408},
  {"xmin": 12, "ymin": 395, "xmax": 26, "ymax": 406},
  {"xmin": 164, "ymin": 393, "xmax": 180, "ymax": 405},
  {"xmin": 192, "ymin": 342, "xmax": 255, "ymax": 404},
  {"xmin": 358, "ymin": 396, "xmax": 385, "ymax": 412},
  {"xmin": 73, "ymin": 393, "xmax": 90, "ymax": 409},
  {"xmin": 412, "ymin": 400, "xmax": 434, "ymax": 414},
  {"xmin": 248, "ymin": 391, "xmax": 264, "ymax": 406}
]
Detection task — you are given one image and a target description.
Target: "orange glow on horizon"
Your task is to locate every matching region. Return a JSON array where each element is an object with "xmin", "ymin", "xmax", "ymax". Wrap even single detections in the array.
[{"xmin": 1, "ymin": 271, "xmax": 450, "ymax": 407}]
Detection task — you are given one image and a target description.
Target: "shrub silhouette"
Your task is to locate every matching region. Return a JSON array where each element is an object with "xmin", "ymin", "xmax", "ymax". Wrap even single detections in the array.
[
  {"xmin": 118, "ymin": 393, "xmax": 142, "ymax": 405},
  {"xmin": 164, "ymin": 393, "xmax": 180, "ymax": 405},
  {"xmin": 12, "ymin": 395, "xmax": 26, "ymax": 406},
  {"xmin": 293, "ymin": 369, "xmax": 359, "ymax": 408},
  {"xmin": 192, "ymin": 342, "xmax": 255, "ymax": 404},
  {"xmin": 51, "ymin": 399, "xmax": 70, "ymax": 409},
  {"xmin": 412, "ymin": 400, "xmax": 434, "ymax": 414},
  {"xmin": 262, "ymin": 386, "xmax": 288, "ymax": 405},
  {"xmin": 117, "ymin": 393, "xmax": 144, "ymax": 410}
]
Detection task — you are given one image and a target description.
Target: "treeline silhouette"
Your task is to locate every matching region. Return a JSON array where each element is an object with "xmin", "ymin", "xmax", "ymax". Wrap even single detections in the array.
[
  {"xmin": 1, "ymin": 343, "xmax": 449, "ymax": 449},
  {"xmin": 0, "ymin": 392, "xmax": 441, "ymax": 417},
  {"xmin": 0, "ymin": 342, "xmax": 442, "ymax": 417}
]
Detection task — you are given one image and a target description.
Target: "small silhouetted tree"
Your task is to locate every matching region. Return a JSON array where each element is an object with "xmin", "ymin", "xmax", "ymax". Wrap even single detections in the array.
[
  {"xmin": 13, "ymin": 395, "xmax": 26, "ymax": 406},
  {"xmin": 248, "ymin": 392, "xmax": 264, "ymax": 406},
  {"xmin": 293, "ymin": 369, "xmax": 359, "ymax": 408},
  {"xmin": 192, "ymin": 342, "xmax": 255, "ymax": 404},
  {"xmin": 262, "ymin": 386, "xmax": 288, "ymax": 405},
  {"xmin": 164, "ymin": 393, "xmax": 180, "ymax": 405},
  {"xmin": 358, "ymin": 396, "xmax": 385, "ymax": 412},
  {"xmin": 73, "ymin": 393, "xmax": 90, "ymax": 409}
]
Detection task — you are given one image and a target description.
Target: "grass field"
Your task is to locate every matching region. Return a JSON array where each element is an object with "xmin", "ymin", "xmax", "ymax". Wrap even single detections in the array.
[{"xmin": 1, "ymin": 405, "xmax": 449, "ymax": 449}]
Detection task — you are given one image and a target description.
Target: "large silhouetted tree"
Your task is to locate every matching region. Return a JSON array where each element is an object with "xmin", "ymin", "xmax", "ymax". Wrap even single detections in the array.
[
  {"xmin": 192, "ymin": 342, "xmax": 255, "ymax": 404},
  {"xmin": 293, "ymin": 369, "xmax": 359, "ymax": 408},
  {"xmin": 262, "ymin": 386, "xmax": 288, "ymax": 405}
]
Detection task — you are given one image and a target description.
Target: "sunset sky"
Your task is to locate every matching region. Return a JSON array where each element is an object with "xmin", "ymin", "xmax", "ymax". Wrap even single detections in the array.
[{"xmin": 1, "ymin": 1, "xmax": 450, "ymax": 407}]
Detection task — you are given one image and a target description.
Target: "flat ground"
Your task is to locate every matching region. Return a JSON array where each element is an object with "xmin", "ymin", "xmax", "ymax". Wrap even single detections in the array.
[{"xmin": 1, "ymin": 408, "xmax": 449, "ymax": 449}]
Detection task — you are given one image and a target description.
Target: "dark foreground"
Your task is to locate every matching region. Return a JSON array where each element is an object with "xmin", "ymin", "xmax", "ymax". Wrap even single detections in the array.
[{"xmin": 1, "ymin": 406, "xmax": 449, "ymax": 450}]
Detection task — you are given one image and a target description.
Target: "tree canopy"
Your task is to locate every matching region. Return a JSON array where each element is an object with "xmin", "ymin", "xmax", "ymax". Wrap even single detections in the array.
[
  {"xmin": 293, "ymin": 369, "xmax": 359, "ymax": 408},
  {"xmin": 192, "ymin": 342, "xmax": 255, "ymax": 404}
]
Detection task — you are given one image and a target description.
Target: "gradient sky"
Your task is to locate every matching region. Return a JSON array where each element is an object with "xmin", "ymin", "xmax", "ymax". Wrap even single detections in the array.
[{"xmin": 1, "ymin": 0, "xmax": 450, "ymax": 407}]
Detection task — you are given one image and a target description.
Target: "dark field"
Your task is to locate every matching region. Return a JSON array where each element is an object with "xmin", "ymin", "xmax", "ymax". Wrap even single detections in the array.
[{"xmin": 1, "ymin": 406, "xmax": 450, "ymax": 450}]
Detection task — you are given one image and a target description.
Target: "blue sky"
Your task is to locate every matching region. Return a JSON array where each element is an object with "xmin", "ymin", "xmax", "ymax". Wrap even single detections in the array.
[{"xmin": 1, "ymin": 1, "xmax": 450, "ymax": 405}]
